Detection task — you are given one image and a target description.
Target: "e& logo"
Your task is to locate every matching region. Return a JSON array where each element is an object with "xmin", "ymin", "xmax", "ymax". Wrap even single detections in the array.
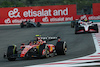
[
  {"xmin": 8, "ymin": 8, "xmax": 21, "ymax": 18},
  {"xmin": 4, "ymin": 18, "xmax": 11, "ymax": 24}
]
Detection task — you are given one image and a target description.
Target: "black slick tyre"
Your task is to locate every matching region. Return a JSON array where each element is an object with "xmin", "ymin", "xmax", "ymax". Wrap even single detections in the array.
[
  {"xmin": 26, "ymin": 23, "xmax": 30, "ymax": 28},
  {"xmin": 7, "ymin": 45, "xmax": 17, "ymax": 61},
  {"xmin": 94, "ymin": 24, "xmax": 99, "ymax": 33},
  {"xmin": 38, "ymin": 44, "xmax": 49, "ymax": 58},
  {"xmin": 20, "ymin": 23, "xmax": 24, "ymax": 28},
  {"xmin": 56, "ymin": 41, "xmax": 67, "ymax": 55},
  {"xmin": 37, "ymin": 22, "xmax": 41, "ymax": 27},
  {"xmin": 75, "ymin": 25, "xmax": 78, "ymax": 34},
  {"xmin": 71, "ymin": 21, "xmax": 75, "ymax": 28}
]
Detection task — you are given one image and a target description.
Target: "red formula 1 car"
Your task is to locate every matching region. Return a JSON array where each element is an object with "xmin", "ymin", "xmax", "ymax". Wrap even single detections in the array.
[{"xmin": 4, "ymin": 36, "xmax": 67, "ymax": 61}]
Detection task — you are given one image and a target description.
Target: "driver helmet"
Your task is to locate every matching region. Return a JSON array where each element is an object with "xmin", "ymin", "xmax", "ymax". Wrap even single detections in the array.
[{"xmin": 84, "ymin": 19, "xmax": 88, "ymax": 22}]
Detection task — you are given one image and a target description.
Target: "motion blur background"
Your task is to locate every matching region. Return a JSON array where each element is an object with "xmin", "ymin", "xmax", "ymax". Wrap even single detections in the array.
[{"xmin": 0, "ymin": 0, "xmax": 100, "ymax": 15}]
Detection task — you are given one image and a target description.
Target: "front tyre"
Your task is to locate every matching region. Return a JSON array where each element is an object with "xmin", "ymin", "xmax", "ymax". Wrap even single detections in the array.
[
  {"xmin": 7, "ymin": 45, "xmax": 17, "ymax": 61},
  {"xmin": 38, "ymin": 44, "xmax": 50, "ymax": 58},
  {"xmin": 45, "ymin": 47, "xmax": 50, "ymax": 58}
]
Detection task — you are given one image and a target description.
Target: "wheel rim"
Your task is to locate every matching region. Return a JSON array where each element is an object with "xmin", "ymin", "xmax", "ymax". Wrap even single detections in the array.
[
  {"xmin": 46, "ymin": 50, "xmax": 49, "ymax": 58},
  {"xmin": 63, "ymin": 42, "xmax": 67, "ymax": 54}
]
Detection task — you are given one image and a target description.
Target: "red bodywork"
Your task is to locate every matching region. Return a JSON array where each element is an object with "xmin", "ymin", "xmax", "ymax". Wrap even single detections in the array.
[{"xmin": 20, "ymin": 39, "xmax": 55, "ymax": 57}]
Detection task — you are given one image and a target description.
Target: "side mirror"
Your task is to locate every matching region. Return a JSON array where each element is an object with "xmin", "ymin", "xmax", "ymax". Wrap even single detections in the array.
[{"xmin": 58, "ymin": 39, "xmax": 61, "ymax": 42}]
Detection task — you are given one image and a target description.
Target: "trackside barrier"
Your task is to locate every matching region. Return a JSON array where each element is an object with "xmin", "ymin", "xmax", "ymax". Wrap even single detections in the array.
[{"xmin": 0, "ymin": 3, "xmax": 100, "ymax": 25}]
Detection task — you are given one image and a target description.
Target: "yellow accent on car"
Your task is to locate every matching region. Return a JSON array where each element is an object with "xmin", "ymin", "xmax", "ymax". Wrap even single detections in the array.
[
  {"xmin": 32, "ymin": 55, "xmax": 34, "ymax": 57},
  {"xmin": 65, "ymin": 48, "xmax": 67, "ymax": 51},
  {"xmin": 25, "ymin": 48, "xmax": 28, "ymax": 50},
  {"xmin": 13, "ymin": 45, "xmax": 16, "ymax": 54},
  {"xmin": 20, "ymin": 54, "xmax": 24, "ymax": 57},
  {"xmin": 36, "ymin": 46, "xmax": 39, "ymax": 49},
  {"xmin": 50, "ymin": 46, "xmax": 53, "ymax": 52},
  {"xmin": 36, "ymin": 35, "xmax": 41, "ymax": 37}
]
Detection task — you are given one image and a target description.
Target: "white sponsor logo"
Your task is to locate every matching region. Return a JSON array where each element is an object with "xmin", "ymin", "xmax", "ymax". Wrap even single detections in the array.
[
  {"xmin": 65, "ymin": 17, "xmax": 73, "ymax": 21},
  {"xmin": 23, "ymin": 8, "xmax": 68, "ymax": 17},
  {"xmin": 88, "ymin": 15, "xmax": 100, "ymax": 20},
  {"xmin": 80, "ymin": 15, "xmax": 87, "ymax": 20},
  {"xmin": 23, "ymin": 9, "xmax": 52, "ymax": 17},
  {"xmin": 50, "ymin": 17, "xmax": 64, "ymax": 22},
  {"xmin": 8, "ymin": 8, "xmax": 21, "ymax": 18},
  {"xmin": 4, "ymin": 18, "xmax": 11, "ymax": 24},
  {"xmin": 53, "ymin": 8, "xmax": 68, "ymax": 16},
  {"xmin": 42, "ymin": 17, "xmax": 49, "ymax": 22}
]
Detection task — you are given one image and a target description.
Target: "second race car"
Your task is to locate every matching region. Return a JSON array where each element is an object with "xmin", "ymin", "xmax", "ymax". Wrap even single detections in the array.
[
  {"xmin": 20, "ymin": 20, "xmax": 41, "ymax": 28},
  {"xmin": 75, "ymin": 20, "xmax": 98, "ymax": 34},
  {"xmin": 4, "ymin": 35, "xmax": 67, "ymax": 61}
]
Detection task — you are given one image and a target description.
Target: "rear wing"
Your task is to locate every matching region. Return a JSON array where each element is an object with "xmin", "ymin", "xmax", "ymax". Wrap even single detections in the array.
[
  {"xmin": 38, "ymin": 36, "xmax": 60, "ymax": 41},
  {"xmin": 35, "ymin": 35, "xmax": 60, "ymax": 41}
]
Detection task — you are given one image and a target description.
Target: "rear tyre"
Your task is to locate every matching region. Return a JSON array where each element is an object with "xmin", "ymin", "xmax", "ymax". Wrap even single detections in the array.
[
  {"xmin": 71, "ymin": 21, "xmax": 75, "ymax": 28},
  {"xmin": 75, "ymin": 25, "xmax": 78, "ymax": 34},
  {"xmin": 56, "ymin": 41, "xmax": 67, "ymax": 55},
  {"xmin": 7, "ymin": 45, "xmax": 17, "ymax": 61},
  {"xmin": 37, "ymin": 22, "xmax": 41, "ymax": 27},
  {"xmin": 26, "ymin": 23, "xmax": 31, "ymax": 28},
  {"xmin": 20, "ymin": 23, "xmax": 24, "ymax": 28},
  {"xmin": 94, "ymin": 24, "xmax": 99, "ymax": 33}
]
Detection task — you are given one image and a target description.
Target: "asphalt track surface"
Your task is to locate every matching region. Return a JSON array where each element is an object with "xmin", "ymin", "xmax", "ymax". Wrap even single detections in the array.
[{"xmin": 0, "ymin": 24, "xmax": 96, "ymax": 67}]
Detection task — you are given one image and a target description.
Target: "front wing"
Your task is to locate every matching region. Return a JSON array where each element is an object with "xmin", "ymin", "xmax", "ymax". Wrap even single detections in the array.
[{"xmin": 75, "ymin": 27, "xmax": 98, "ymax": 34}]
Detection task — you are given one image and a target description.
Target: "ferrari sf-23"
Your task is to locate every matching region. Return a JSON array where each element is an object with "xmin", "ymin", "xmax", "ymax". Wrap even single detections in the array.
[
  {"xmin": 4, "ymin": 35, "xmax": 67, "ymax": 61},
  {"xmin": 75, "ymin": 20, "xmax": 98, "ymax": 34}
]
